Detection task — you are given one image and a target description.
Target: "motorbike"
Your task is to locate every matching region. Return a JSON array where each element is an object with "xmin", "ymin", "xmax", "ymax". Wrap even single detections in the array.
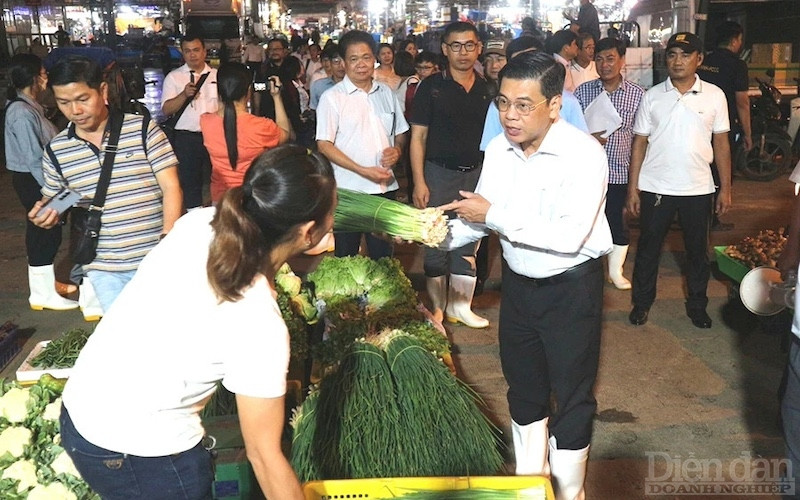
[{"xmin": 735, "ymin": 73, "xmax": 794, "ymax": 181}]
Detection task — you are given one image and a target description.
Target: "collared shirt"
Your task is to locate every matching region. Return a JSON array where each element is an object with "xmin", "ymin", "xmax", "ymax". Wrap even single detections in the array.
[
  {"xmin": 4, "ymin": 93, "xmax": 59, "ymax": 186},
  {"xmin": 42, "ymin": 113, "xmax": 178, "ymax": 272},
  {"xmin": 316, "ymin": 75, "xmax": 409, "ymax": 194},
  {"xmin": 633, "ymin": 75, "xmax": 730, "ymax": 196},
  {"xmin": 480, "ymin": 91, "xmax": 589, "ymax": 151},
  {"xmin": 309, "ymin": 76, "xmax": 337, "ymax": 110},
  {"xmin": 410, "ymin": 69, "xmax": 492, "ymax": 166},
  {"xmin": 574, "ymin": 78, "xmax": 645, "ymax": 184},
  {"xmin": 161, "ymin": 64, "xmax": 219, "ymax": 132},
  {"xmin": 448, "ymin": 120, "xmax": 612, "ymax": 278},
  {"xmin": 554, "ymin": 53, "xmax": 577, "ymax": 92},
  {"xmin": 570, "ymin": 60, "xmax": 599, "ymax": 89}
]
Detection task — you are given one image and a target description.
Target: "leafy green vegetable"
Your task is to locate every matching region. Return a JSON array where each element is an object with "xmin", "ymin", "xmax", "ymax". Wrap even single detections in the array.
[{"xmin": 30, "ymin": 329, "xmax": 91, "ymax": 369}]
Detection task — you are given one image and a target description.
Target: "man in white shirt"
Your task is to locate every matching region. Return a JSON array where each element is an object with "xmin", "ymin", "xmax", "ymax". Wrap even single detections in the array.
[
  {"xmin": 570, "ymin": 32, "xmax": 599, "ymax": 88},
  {"xmin": 161, "ymin": 35, "xmax": 218, "ymax": 209},
  {"xmin": 440, "ymin": 51, "xmax": 612, "ymax": 500},
  {"xmin": 304, "ymin": 43, "xmax": 322, "ymax": 89},
  {"xmin": 627, "ymin": 32, "xmax": 732, "ymax": 329},
  {"xmin": 316, "ymin": 30, "xmax": 408, "ymax": 259},
  {"xmin": 547, "ymin": 30, "xmax": 579, "ymax": 92}
]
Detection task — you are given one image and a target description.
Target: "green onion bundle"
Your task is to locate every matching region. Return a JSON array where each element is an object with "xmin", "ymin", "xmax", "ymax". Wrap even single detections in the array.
[
  {"xmin": 307, "ymin": 340, "xmax": 402, "ymax": 480},
  {"xmin": 290, "ymin": 387, "xmax": 321, "ymax": 482},
  {"xmin": 383, "ymin": 332, "xmax": 503, "ymax": 477},
  {"xmin": 334, "ymin": 188, "xmax": 449, "ymax": 247}
]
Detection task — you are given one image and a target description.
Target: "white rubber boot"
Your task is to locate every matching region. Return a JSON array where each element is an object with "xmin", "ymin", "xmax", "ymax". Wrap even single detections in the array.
[
  {"xmin": 445, "ymin": 274, "xmax": 489, "ymax": 328},
  {"xmin": 549, "ymin": 436, "xmax": 589, "ymax": 500},
  {"xmin": 79, "ymin": 278, "xmax": 104, "ymax": 322},
  {"xmin": 512, "ymin": 418, "xmax": 550, "ymax": 476},
  {"xmin": 425, "ymin": 276, "xmax": 447, "ymax": 323},
  {"xmin": 607, "ymin": 244, "xmax": 631, "ymax": 290},
  {"xmin": 28, "ymin": 265, "xmax": 79, "ymax": 311}
]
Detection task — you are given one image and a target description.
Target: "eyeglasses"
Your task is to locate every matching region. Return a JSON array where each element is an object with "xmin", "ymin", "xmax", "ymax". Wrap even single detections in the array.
[
  {"xmin": 444, "ymin": 41, "xmax": 478, "ymax": 53},
  {"xmin": 494, "ymin": 96, "xmax": 549, "ymax": 116}
]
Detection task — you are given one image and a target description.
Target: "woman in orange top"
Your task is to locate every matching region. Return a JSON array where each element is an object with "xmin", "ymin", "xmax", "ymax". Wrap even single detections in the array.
[{"xmin": 201, "ymin": 63, "xmax": 292, "ymax": 203}]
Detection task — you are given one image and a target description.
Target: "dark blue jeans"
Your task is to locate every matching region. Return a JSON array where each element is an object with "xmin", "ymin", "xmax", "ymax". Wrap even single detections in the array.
[{"xmin": 60, "ymin": 406, "xmax": 213, "ymax": 500}]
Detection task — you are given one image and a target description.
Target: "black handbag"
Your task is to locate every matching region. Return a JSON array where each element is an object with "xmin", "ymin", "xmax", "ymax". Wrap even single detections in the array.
[
  {"xmin": 159, "ymin": 72, "xmax": 209, "ymax": 144},
  {"xmin": 69, "ymin": 111, "xmax": 123, "ymax": 265}
]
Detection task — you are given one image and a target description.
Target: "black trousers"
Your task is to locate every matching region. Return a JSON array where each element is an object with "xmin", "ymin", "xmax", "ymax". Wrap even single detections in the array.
[
  {"xmin": 333, "ymin": 190, "xmax": 396, "ymax": 260},
  {"xmin": 499, "ymin": 258, "xmax": 604, "ymax": 450},
  {"xmin": 606, "ymin": 183, "xmax": 629, "ymax": 246},
  {"xmin": 12, "ymin": 172, "xmax": 62, "ymax": 266},
  {"xmin": 173, "ymin": 130, "xmax": 210, "ymax": 209},
  {"xmin": 631, "ymin": 191, "xmax": 713, "ymax": 311}
]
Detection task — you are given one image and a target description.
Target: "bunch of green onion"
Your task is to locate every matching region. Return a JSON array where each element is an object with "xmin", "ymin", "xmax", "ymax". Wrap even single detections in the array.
[{"xmin": 334, "ymin": 189, "xmax": 449, "ymax": 247}]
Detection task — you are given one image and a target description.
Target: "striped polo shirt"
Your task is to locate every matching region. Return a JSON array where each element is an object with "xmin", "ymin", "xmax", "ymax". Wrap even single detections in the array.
[{"xmin": 42, "ymin": 113, "xmax": 178, "ymax": 272}]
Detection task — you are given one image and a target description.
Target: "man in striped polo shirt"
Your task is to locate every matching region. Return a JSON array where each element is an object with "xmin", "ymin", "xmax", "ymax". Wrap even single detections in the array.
[{"xmin": 30, "ymin": 55, "xmax": 182, "ymax": 314}]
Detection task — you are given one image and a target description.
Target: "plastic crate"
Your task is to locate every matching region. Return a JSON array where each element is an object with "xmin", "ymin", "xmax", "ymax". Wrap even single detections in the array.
[
  {"xmin": 714, "ymin": 246, "xmax": 751, "ymax": 284},
  {"xmin": 0, "ymin": 322, "xmax": 22, "ymax": 372},
  {"xmin": 303, "ymin": 476, "xmax": 554, "ymax": 499},
  {"xmin": 212, "ymin": 448, "xmax": 255, "ymax": 500}
]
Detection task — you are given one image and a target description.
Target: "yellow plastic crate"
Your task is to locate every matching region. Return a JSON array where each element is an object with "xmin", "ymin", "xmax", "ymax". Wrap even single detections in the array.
[{"xmin": 303, "ymin": 476, "xmax": 554, "ymax": 499}]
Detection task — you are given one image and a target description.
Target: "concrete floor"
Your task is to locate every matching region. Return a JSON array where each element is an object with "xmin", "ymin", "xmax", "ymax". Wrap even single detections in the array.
[{"xmin": 0, "ymin": 68, "xmax": 797, "ymax": 498}]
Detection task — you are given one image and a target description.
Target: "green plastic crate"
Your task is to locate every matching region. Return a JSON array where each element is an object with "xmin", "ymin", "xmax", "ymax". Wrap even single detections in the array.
[
  {"xmin": 714, "ymin": 246, "xmax": 751, "ymax": 284},
  {"xmin": 213, "ymin": 448, "xmax": 256, "ymax": 500}
]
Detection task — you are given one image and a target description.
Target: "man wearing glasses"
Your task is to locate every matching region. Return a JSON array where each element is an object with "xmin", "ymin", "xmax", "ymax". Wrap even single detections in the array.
[
  {"xmin": 439, "ymin": 51, "xmax": 611, "ymax": 500},
  {"xmin": 410, "ymin": 21, "xmax": 492, "ymax": 329}
]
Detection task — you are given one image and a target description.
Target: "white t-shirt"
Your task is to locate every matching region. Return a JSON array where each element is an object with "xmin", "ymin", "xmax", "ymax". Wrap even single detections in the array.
[
  {"xmin": 633, "ymin": 76, "xmax": 730, "ymax": 196},
  {"xmin": 63, "ymin": 208, "xmax": 290, "ymax": 457}
]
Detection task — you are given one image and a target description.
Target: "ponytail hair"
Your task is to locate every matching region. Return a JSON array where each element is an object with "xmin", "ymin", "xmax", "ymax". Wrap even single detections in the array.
[
  {"xmin": 216, "ymin": 63, "xmax": 252, "ymax": 170},
  {"xmin": 207, "ymin": 145, "xmax": 336, "ymax": 302},
  {"xmin": 7, "ymin": 53, "xmax": 42, "ymax": 101}
]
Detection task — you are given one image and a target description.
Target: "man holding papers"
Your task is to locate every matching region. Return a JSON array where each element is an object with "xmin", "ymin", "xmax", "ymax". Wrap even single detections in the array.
[{"xmin": 575, "ymin": 37, "xmax": 644, "ymax": 290}]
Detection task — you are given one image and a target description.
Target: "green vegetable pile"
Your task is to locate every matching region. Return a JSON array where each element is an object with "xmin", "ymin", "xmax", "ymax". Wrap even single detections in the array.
[
  {"xmin": 0, "ymin": 375, "xmax": 98, "ymax": 499},
  {"xmin": 307, "ymin": 256, "xmax": 450, "ymax": 369},
  {"xmin": 291, "ymin": 333, "xmax": 502, "ymax": 482},
  {"xmin": 334, "ymin": 188, "xmax": 449, "ymax": 247},
  {"xmin": 30, "ymin": 329, "xmax": 91, "ymax": 369},
  {"xmin": 275, "ymin": 264, "xmax": 318, "ymax": 362}
]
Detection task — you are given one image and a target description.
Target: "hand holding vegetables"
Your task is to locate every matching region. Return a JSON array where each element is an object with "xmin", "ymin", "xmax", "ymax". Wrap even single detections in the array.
[{"xmin": 438, "ymin": 190, "xmax": 491, "ymax": 225}]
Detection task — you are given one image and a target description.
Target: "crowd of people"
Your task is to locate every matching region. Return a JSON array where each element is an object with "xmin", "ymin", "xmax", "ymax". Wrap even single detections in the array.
[{"xmin": 6, "ymin": 10, "xmax": 800, "ymax": 500}]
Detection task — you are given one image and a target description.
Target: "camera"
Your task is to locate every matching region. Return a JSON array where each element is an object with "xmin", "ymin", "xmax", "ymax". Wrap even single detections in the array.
[{"xmin": 253, "ymin": 82, "xmax": 267, "ymax": 91}]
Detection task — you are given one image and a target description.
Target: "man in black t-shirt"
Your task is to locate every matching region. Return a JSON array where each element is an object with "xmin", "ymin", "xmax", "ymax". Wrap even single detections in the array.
[
  {"xmin": 566, "ymin": 0, "xmax": 600, "ymax": 43},
  {"xmin": 410, "ymin": 21, "xmax": 492, "ymax": 329},
  {"xmin": 697, "ymin": 21, "xmax": 751, "ymax": 230}
]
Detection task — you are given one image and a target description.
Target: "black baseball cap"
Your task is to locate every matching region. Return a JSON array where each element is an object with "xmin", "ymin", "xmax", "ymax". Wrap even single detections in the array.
[{"xmin": 666, "ymin": 32, "xmax": 703, "ymax": 54}]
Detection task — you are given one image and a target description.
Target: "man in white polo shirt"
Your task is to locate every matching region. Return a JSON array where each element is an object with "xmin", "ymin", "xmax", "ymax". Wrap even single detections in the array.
[
  {"xmin": 316, "ymin": 30, "xmax": 408, "ymax": 259},
  {"xmin": 626, "ymin": 32, "xmax": 732, "ymax": 329}
]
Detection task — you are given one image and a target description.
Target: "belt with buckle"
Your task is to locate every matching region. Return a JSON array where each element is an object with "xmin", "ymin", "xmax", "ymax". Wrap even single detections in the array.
[{"xmin": 430, "ymin": 159, "xmax": 480, "ymax": 172}]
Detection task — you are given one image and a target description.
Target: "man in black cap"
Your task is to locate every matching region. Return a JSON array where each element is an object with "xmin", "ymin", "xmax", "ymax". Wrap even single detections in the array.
[{"xmin": 626, "ymin": 32, "xmax": 732, "ymax": 329}]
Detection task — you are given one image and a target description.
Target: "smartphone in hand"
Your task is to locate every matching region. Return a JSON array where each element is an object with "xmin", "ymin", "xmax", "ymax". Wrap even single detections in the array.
[{"xmin": 36, "ymin": 188, "xmax": 82, "ymax": 217}]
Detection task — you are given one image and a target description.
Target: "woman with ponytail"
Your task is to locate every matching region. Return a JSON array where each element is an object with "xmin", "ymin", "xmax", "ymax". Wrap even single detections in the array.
[
  {"xmin": 201, "ymin": 62, "xmax": 292, "ymax": 204},
  {"xmin": 60, "ymin": 145, "xmax": 336, "ymax": 500}
]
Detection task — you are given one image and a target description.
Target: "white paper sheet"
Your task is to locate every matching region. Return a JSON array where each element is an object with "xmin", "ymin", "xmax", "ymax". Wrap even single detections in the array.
[{"xmin": 583, "ymin": 91, "xmax": 622, "ymax": 139}]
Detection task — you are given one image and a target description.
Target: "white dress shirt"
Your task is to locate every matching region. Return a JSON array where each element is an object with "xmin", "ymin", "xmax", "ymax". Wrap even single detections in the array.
[
  {"xmin": 161, "ymin": 64, "xmax": 219, "ymax": 132},
  {"xmin": 448, "ymin": 120, "xmax": 613, "ymax": 278},
  {"xmin": 554, "ymin": 53, "xmax": 577, "ymax": 92},
  {"xmin": 633, "ymin": 75, "xmax": 730, "ymax": 196},
  {"xmin": 570, "ymin": 60, "xmax": 599, "ymax": 89},
  {"xmin": 316, "ymin": 75, "xmax": 409, "ymax": 194}
]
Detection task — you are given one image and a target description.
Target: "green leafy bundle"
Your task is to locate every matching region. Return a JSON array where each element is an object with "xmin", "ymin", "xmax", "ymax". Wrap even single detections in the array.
[
  {"xmin": 334, "ymin": 188, "xmax": 449, "ymax": 247},
  {"xmin": 0, "ymin": 376, "xmax": 99, "ymax": 499},
  {"xmin": 30, "ymin": 329, "xmax": 91, "ymax": 369},
  {"xmin": 275, "ymin": 263, "xmax": 318, "ymax": 362},
  {"xmin": 292, "ymin": 334, "xmax": 502, "ymax": 481}
]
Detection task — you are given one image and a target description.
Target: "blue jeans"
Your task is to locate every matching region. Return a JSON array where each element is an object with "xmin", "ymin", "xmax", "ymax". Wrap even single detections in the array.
[
  {"xmin": 85, "ymin": 269, "xmax": 136, "ymax": 313},
  {"xmin": 60, "ymin": 406, "xmax": 213, "ymax": 500}
]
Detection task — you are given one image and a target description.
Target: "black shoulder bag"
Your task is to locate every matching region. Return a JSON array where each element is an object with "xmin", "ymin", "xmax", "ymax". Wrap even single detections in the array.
[
  {"xmin": 70, "ymin": 111, "xmax": 123, "ymax": 266},
  {"xmin": 159, "ymin": 72, "xmax": 210, "ymax": 144}
]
